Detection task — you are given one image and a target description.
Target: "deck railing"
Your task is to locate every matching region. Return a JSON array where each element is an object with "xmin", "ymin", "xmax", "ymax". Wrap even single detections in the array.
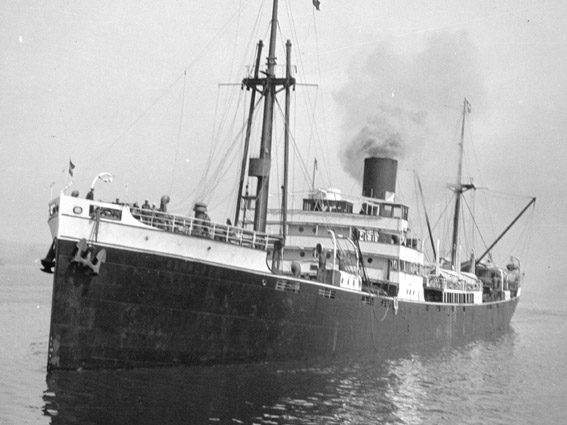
[
  {"xmin": 129, "ymin": 207, "xmax": 280, "ymax": 250},
  {"xmin": 426, "ymin": 275, "xmax": 482, "ymax": 292}
]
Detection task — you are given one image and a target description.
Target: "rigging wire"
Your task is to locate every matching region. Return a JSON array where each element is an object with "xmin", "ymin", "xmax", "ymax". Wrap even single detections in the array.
[
  {"xmin": 169, "ymin": 70, "xmax": 187, "ymax": 195},
  {"xmin": 185, "ymin": 1, "xmax": 264, "ymax": 208},
  {"xmin": 89, "ymin": 73, "xmax": 186, "ymax": 167},
  {"xmin": 306, "ymin": 2, "xmax": 334, "ymax": 192},
  {"xmin": 89, "ymin": 3, "xmax": 257, "ymax": 171},
  {"xmin": 228, "ymin": 0, "xmax": 243, "ymax": 82},
  {"xmin": 170, "ymin": 91, "xmax": 259, "ymax": 212},
  {"xmin": 274, "ymin": 97, "xmax": 315, "ymax": 186},
  {"xmin": 412, "ymin": 171, "xmax": 433, "ymax": 262},
  {"xmin": 511, "ymin": 206, "xmax": 535, "ymax": 276},
  {"xmin": 269, "ymin": 83, "xmax": 354, "ymax": 239},
  {"xmin": 197, "ymin": 87, "xmax": 253, "ymax": 198},
  {"xmin": 199, "ymin": 98, "xmax": 247, "ymax": 198},
  {"xmin": 190, "ymin": 2, "xmax": 278, "ymax": 218},
  {"xmin": 282, "ymin": 0, "xmax": 332, "ymax": 193},
  {"xmin": 193, "ymin": 85, "xmax": 225, "ymax": 199},
  {"xmin": 429, "ymin": 191, "xmax": 455, "ymax": 260}
]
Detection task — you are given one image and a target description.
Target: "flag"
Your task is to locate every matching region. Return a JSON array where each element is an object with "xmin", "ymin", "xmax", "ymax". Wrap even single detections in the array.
[
  {"xmin": 68, "ymin": 159, "xmax": 75, "ymax": 177},
  {"xmin": 313, "ymin": 0, "xmax": 320, "ymax": 11}
]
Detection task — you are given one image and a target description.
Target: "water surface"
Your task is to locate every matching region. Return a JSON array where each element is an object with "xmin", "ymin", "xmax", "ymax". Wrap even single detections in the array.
[{"xmin": 1, "ymin": 265, "xmax": 565, "ymax": 424}]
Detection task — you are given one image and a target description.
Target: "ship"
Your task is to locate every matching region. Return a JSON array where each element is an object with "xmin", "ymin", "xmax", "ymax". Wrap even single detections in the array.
[{"xmin": 41, "ymin": 0, "xmax": 535, "ymax": 370}]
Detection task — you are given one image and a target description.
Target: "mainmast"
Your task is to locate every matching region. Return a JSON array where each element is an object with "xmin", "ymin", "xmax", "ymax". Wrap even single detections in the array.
[
  {"xmin": 450, "ymin": 98, "xmax": 535, "ymax": 269},
  {"xmin": 451, "ymin": 98, "xmax": 473, "ymax": 269},
  {"xmin": 240, "ymin": 0, "xmax": 295, "ymax": 234}
]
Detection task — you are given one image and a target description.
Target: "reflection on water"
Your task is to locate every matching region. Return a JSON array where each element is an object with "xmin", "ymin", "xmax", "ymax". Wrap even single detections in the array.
[
  {"xmin": 43, "ymin": 332, "xmax": 518, "ymax": 425},
  {"xmin": 5, "ymin": 266, "xmax": 560, "ymax": 424}
]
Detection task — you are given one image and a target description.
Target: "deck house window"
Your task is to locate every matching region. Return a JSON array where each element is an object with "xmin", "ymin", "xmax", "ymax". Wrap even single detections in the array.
[
  {"xmin": 361, "ymin": 203, "xmax": 379, "ymax": 216},
  {"xmin": 392, "ymin": 206, "xmax": 402, "ymax": 218},
  {"xmin": 303, "ymin": 199, "xmax": 353, "ymax": 213},
  {"xmin": 381, "ymin": 204, "xmax": 394, "ymax": 218},
  {"xmin": 390, "ymin": 259, "xmax": 398, "ymax": 271}
]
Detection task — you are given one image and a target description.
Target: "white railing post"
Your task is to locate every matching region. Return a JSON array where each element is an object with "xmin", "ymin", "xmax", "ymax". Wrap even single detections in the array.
[{"xmin": 129, "ymin": 207, "xmax": 282, "ymax": 251}]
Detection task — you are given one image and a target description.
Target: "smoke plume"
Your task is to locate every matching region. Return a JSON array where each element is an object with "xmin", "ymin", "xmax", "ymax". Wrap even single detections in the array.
[{"xmin": 335, "ymin": 30, "xmax": 486, "ymax": 181}]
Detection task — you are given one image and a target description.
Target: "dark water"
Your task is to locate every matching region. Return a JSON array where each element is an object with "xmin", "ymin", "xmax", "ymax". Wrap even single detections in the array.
[{"xmin": 1, "ymin": 264, "xmax": 566, "ymax": 424}]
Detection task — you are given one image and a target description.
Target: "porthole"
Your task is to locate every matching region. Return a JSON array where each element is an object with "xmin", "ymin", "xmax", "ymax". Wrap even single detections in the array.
[
  {"xmin": 300, "ymin": 251, "xmax": 305, "ymax": 257},
  {"xmin": 298, "ymin": 226, "xmax": 304, "ymax": 232},
  {"xmin": 326, "ymin": 252, "xmax": 331, "ymax": 259},
  {"xmin": 367, "ymin": 257, "xmax": 373, "ymax": 264},
  {"xmin": 73, "ymin": 206, "xmax": 83, "ymax": 215}
]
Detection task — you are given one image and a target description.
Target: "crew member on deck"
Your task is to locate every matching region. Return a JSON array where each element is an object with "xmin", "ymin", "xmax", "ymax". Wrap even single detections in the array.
[
  {"xmin": 141, "ymin": 199, "xmax": 151, "ymax": 223},
  {"xmin": 315, "ymin": 244, "xmax": 326, "ymax": 282},
  {"xmin": 86, "ymin": 188, "xmax": 94, "ymax": 200},
  {"xmin": 193, "ymin": 202, "xmax": 211, "ymax": 237}
]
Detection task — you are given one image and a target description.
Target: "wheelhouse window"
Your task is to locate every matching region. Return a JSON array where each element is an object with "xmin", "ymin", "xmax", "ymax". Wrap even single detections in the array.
[{"xmin": 360, "ymin": 202, "xmax": 379, "ymax": 216}]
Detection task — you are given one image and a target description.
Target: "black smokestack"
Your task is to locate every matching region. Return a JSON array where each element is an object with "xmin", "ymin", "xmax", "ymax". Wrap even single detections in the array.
[
  {"xmin": 340, "ymin": 117, "xmax": 407, "ymax": 182},
  {"xmin": 362, "ymin": 157, "xmax": 398, "ymax": 199}
]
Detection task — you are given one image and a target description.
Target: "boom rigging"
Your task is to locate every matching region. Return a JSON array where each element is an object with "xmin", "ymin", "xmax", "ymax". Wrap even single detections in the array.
[{"xmin": 476, "ymin": 196, "xmax": 536, "ymax": 265}]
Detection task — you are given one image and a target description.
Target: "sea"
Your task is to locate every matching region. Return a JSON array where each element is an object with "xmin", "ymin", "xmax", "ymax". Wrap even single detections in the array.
[{"xmin": 1, "ymin": 263, "xmax": 565, "ymax": 425}]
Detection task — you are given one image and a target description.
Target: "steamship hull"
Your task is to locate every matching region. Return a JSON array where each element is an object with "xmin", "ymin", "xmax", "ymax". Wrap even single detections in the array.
[
  {"xmin": 47, "ymin": 236, "xmax": 519, "ymax": 370},
  {"xmin": 41, "ymin": 1, "xmax": 532, "ymax": 371}
]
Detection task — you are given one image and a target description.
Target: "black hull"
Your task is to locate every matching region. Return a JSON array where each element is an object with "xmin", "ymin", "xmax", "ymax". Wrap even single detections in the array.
[{"xmin": 47, "ymin": 238, "xmax": 519, "ymax": 370}]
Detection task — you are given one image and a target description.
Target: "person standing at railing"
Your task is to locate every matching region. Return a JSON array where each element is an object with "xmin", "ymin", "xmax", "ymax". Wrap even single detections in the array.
[
  {"xmin": 141, "ymin": 200, "xmax": 151, "ymax": 224},
  {"xmin": 131, "ymin": 202, "xmax": 141, "ymax": 220},
  {"xmin": 157, "ymin": 195, "xmax": 171, "ymax": 230},
  {"xmin": 150, "ymin": 203, "xmax": 157, "ymax": 226},
  {"xmin": 193, "ymin": 202, "xmax": 211, "ymax": 237}
]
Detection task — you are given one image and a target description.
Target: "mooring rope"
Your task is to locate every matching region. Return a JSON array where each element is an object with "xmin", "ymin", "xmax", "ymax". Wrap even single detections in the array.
[
  {"xmin": 369, "ymin": 300, "xmax": 391, "ymax": 351},
  {"xmin": 373, "ymin": 303, "xmax": 390, "ymax": 322}
]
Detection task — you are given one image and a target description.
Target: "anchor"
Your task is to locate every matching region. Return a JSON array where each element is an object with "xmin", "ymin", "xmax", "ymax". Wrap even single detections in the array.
[
  {"xmin": 71, "ymin": 238, "xmax": 106, "ymax": 275},
  {"xmin": 40, "ymin": 239, "xmax": 57, "ymax": 274}
]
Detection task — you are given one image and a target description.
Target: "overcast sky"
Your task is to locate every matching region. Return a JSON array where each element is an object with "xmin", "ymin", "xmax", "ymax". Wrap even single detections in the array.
[{"xmin": 1, "ymin": 0, "xmax": 564, "ymax": 290}]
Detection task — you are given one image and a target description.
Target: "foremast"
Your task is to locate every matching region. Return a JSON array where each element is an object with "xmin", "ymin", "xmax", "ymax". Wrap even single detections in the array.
[{"xmin": 238, "ymin": 0, "xmax": 296, "ymax": 236}]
